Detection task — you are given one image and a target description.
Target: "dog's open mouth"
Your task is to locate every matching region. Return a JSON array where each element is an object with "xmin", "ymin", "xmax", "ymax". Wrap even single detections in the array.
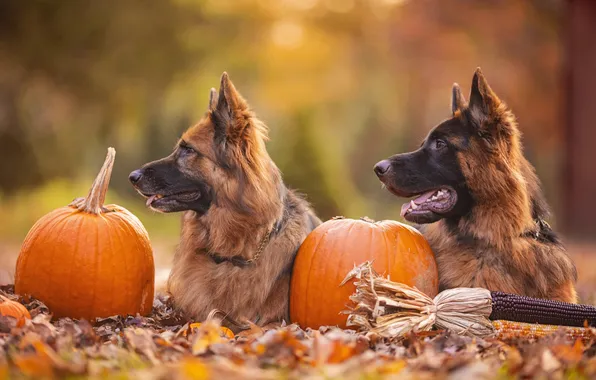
[
  {"xmin": 400, "ymin": 187, "xmax": 457, "ymax": 221},
  {"xmin": 141, "ymin": 191, "xmax": 202, "ymax": 208}
]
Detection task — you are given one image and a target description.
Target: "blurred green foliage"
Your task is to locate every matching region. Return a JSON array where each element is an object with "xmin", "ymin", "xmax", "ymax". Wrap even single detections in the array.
[{"xmin": 0, "ymin": 0, "xmax": 565, "ymax": 250}]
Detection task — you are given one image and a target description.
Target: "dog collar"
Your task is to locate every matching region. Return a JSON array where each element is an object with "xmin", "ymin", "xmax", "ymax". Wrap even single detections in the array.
[
  {"xmin": 198, "ymin": 221, "xmax": 282, "ymax": 268},
  {"xmin": 521, "ymin": 218, "xmax": 558, "ymax": 244},
  {"xmin": 450, "ymin": 217, "xmax": 559, "ymax": 247}
]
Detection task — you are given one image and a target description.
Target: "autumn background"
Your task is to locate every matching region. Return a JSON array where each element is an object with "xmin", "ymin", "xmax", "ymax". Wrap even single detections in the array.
[{"xmin": 0, "ymin": 0, "xmax": 594, "ymax": 294}]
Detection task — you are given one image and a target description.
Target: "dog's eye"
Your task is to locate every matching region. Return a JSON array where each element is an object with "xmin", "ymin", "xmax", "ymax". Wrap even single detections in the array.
[
  {"xmin": 434, "ymin": 139, "xmax": 447, "ymax": 150},
  {"xmin": 179, "ymin": 144, "xmax": 196, "ymax": 156}
]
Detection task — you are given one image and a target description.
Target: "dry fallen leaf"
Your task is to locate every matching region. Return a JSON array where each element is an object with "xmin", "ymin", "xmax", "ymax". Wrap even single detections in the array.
[
  {"xmin": 541, "ymin": 349, "xmax": 561, "ymax": 373},
  {"xmin": 124, "ymin": 328, "xmax": 160, "ymax": 365},
  {"xmin": 178, "ymin": 358, "xmax": 211, "ymax": 380},
  {"xmin": 11, "ymin": 353, "xmax": 54, "ymax": 378},
  {"xmin": 550, "ymin": 338, "xmax": 584, "ymax": 364},
  {"xmin": 190, "ymin": 321, "xmax": 229, "ymax": 356}
]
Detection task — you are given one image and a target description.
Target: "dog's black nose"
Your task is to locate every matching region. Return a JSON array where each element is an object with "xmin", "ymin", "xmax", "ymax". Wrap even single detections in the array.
[
  {"xmin": 374, "ymin": 160, "xmax": 391, "ymax": 177},
  {"xmin": 129, "ymin": 169, "xmax": 143, "ymax": 184}
]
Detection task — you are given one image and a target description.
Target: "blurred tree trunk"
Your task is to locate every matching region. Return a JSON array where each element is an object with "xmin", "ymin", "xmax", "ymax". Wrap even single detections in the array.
[{"xmin": 563, "ymin": 0, "xmax": 596, "ymax": 239}]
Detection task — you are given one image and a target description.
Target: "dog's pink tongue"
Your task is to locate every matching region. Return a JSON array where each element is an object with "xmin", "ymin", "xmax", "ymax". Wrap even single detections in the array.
[
  {"xmin": 413, "ymin": 190, "xmax": 436, "ymax": 204},
  {"xmin": 146, "ymin": 195, "xmax": 158, "ymax": 207},
  {"xmin": 400, "ymin": 190, "xmax": 437, "ymax": 217}
]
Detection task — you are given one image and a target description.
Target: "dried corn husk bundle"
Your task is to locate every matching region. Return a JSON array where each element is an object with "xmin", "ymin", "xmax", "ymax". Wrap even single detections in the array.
[{"xmin": 342, "ymin": 261, "xmax": 496, "ymax": 338}]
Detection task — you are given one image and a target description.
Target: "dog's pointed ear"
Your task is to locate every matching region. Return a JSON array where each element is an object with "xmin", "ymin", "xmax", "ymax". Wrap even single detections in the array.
[
  {"xmin": 216, "ymin": 72, "xmax": 248, "ymax": 116},
  {"xmin": 468, "ymin": 67, "xmax": 516, "ymax": 139},
  {"xmin": 469, "ymin": 67, "xmax": 501, "ymax": 115},
  {"xmin": 212, "ymin": 72, "xmax": 250, "ymax": 143},
  {"xmin": 208, "ymin": 87, "xmax": 218, "ymax": 111},
  {"xmin": 451, "ymin": 83, "xmax": 467, "ymax": 115}
]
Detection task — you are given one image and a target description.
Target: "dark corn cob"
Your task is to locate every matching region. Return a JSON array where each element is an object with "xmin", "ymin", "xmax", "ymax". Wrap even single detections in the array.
[{"xmin": 490, "ymin": 291, "xmax": 596, "ymax": 327}]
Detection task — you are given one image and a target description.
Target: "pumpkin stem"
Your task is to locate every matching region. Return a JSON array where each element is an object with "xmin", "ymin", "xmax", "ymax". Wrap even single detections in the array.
[{"xmin": 70, "ymin": 148, "xmax": 116, "ymax": 214}]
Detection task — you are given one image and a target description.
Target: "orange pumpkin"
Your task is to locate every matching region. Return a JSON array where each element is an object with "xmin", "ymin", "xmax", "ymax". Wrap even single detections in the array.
[
  {"xmin": 290, "ymin": 216, "xmax": 438, "ymax": 330},
  {"xmin": 0, "ymin": 295, "xmax": 31, "ymax": 327},
  {"xmin": 15, "ymin": 148, "xmax": 155, "ymax": 322}
]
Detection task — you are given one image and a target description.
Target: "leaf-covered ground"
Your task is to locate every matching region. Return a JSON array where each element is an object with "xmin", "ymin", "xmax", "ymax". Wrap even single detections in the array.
[{"xmin": 1, "ymin": 286, "xmax": 596, "ymax": 379}]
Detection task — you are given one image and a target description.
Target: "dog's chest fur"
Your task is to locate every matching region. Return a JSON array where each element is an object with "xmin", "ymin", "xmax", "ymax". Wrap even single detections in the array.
[
  {"xmin": 167, "ymin": 191, "xmax": 319, "ymax": 325},
  {"xmin": 421, "ymin": 222, "xmax": 578, "ymax": 303}
]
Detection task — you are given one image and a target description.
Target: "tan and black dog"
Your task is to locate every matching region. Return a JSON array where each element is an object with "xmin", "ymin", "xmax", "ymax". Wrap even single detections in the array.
[
  {"xmin": 129, "ymin": 73, "xmax": 321, "ymax": 325},
  {"xmin": 374, "ymin": 68, "xmax": 577, "ymax": 303}
]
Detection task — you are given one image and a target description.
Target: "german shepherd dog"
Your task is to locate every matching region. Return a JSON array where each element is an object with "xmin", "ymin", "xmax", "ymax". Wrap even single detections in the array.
[
  {"xmin": 374, "ymin": 68, "xmax": 578, "ymax": 303},
  {"xmin": 129, "ymin": 73, "xmax": 321, "ymax": 325}
]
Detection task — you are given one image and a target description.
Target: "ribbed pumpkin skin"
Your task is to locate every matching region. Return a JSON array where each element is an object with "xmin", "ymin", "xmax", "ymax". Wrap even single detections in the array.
[
  {"xmin": 0, "ymin": 296, "xmax": 31, "ymax": 327},
  {"xmin": 15, "ymin": 204, "xmax": 154, "ymax": 322},
  {"xmin": 290, "ymin": 217, "xmax": 438, "ymax": 330}
]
